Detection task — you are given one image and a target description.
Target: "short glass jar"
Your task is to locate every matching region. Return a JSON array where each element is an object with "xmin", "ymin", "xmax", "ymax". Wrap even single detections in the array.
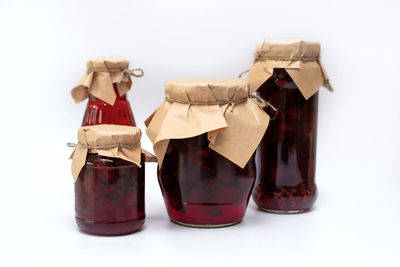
[
  {"xmin": 252, "ymin": 68, "xmax": 318, "ymax": 213},
  {"xmin": 75, "ymin": 153, "xmax": 145, "ymax": 235},
  {"xmin": 70, "ymin": 125, "xmax": 145, "ymax": 236}
]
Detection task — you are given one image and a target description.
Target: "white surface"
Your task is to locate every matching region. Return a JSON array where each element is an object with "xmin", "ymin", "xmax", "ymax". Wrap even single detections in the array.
[{"xmin": 0, "ymin": 0, "xmax": 399, "ymax": 266}]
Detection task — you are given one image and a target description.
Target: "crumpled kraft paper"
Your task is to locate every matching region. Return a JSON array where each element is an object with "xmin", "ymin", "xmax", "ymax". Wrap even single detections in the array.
[
  {"xmin": 248, "ymin": 40, "xmax": 333, "ymax": 99},
  {"xmin": 145, "ymin": 79, "xmax": 270, "ymax": 168}
]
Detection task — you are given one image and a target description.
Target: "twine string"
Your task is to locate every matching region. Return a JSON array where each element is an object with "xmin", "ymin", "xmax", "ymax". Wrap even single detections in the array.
[
  {"xmin": 254, "ymin": 40, "xmax": 319, "ymax": 62},
  {"xmin": 238, "ymin": 69, "xmax": 250, "ymax": 78},
  {"xmin": 67, "ymin": 142, "xmax": 141, "ymax": 150},
  {"xmin": 255, "ymin": 56, "xmax": 319, "ymax": 62},
  {"xmin": 238, "ymin": 39, "xmax": 319, "ymax": 77},
  {"xmin": 88, "ymin": 68, "xmax": 144, "ymax": 83},
  {"xmin": 250, "ymin": 95, "xmax": 278, "ymax": 120},
  {"xmin": 67, "ymin": 142, "xmax": 159, "ymax": 163},
  {"xmin": 165, "ymin": 96, "xmax": 248, "ymax": 106},
  {"xmin": 165, "ymin": 94, "xmax": 278, "ymax": 120}
]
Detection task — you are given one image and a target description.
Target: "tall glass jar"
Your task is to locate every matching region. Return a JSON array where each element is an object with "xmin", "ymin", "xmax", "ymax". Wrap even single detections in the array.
[
  {"xmin": 158, "ymin": 133, "xmax": 256, "ymax": 227},
  {"xmin": 252, "ymin": 68, "xmax": 318, "ymax": 213},
  {"xmin": 71, "ymin": 58, "xmax": 143, "ymax": 127},
  {"xmin": 248, "ymin": 40, "xmax": 332, "ymax": 213}
]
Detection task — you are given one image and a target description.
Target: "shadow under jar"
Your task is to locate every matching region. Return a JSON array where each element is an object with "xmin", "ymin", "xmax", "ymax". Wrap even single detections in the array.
[
  {"xmin": 82, "ymin": 84, "xmax": 136, "ymax": 126},
  {"xmin": 75, "ymin": 153, "xmax": 145, "ymax": 235},
  {"xmin": 158, "ymin": 133, "xmax": 256, "ymax": 227},
  {"xmin": 252, "ymin": 68, "xmax": 318, "ymax": 213}
]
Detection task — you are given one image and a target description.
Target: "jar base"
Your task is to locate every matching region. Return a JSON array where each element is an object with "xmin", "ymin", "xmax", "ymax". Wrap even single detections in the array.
[
  {"xmin": 75, "ymin": 217, "xmax": 145, "ymax": 236},
  {"xmin": 260, "ymin": 208, "xmax": 310, "ymax": 214},
  {"xmin": 171, "ymin": 219, "xmax": 241, "ymax": 228}
]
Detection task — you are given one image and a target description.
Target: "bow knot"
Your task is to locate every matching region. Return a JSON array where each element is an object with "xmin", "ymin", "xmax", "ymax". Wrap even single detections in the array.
[{"xmin": 118, "ymin": 68, "xmax": 144, "ymax": 83}]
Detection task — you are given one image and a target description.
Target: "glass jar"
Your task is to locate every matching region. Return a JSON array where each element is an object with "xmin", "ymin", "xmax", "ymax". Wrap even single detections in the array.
[
  {"xmin": 252, "ymin": 68, "xmax": 318, "ymax": 213},
  {"xmin": 75, "ymin": 153, "xmax": 145, "ymax": 235},
  {"xmin": 158, "ymin": 133, "xmax": 256, "ymax": 227},
  {"xmin": 72, "ymin": 58, "xmax": 142, "ymax": 127},
  {"xmin": 81, "ymin": 83, "xmax": 136, "ymax": 126}
]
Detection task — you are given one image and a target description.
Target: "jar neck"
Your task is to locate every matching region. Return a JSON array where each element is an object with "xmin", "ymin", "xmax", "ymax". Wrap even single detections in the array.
[
  {"xmin": 88, "ymin": 83, "xmax": 128, "ymax": 101},
  {"xmin": 270, "ymin": 68, "xmax": 297, "ymax": 89}
]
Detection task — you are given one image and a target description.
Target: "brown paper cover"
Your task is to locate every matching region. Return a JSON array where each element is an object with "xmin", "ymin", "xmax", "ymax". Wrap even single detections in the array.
[
  {"xmin": 248, "ymin": 40, "xmax": 333, "ymax": 99},
  {"xmin": 71, "ymin": 58, "xmax": 134, "ymax": 105},
  {"xmin": 145, "ymin": 79, "xmax": 270, "ymax": 168},
  {"xmin": 70, "ymin": 124, "xmax": 143, "ymax": 181}
]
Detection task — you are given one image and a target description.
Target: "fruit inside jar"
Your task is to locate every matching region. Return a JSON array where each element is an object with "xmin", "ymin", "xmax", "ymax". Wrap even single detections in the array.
[
  {"xmin": 252, "ymin": 68, "xmax": 318, "ymax": 213},
  {"xmin": 158, "ymin": 134, "xmax": 256, "ymax": 227},
  {"xmin": 75, "ymin": 153, "xmax": 145, "ymax": 235},
  {"xmin": 82, "ymin": 84, "xmax": 136, "ymax": 126}
]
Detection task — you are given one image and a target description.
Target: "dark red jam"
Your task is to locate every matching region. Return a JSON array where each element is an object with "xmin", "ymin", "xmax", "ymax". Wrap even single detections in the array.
[
  {"xmin": 252, "ymin": 68, "xmax": 318, "ymax": 213},
  {"xmin": 158, "ymin": 133, "xmax": 256, "ymax": 227},
  {"xmin": 75, "ymin": 153, "xmax": 145, "ymax": 235},
  {"xmin": 82, "ymin": 84, "xmax": 136, "ymax": 126}
]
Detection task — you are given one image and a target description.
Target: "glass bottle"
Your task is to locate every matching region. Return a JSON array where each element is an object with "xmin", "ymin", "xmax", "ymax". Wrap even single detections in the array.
[
  {"xmin": 81, "ymin": 83, "xmax": 136, "ymax": 126},
  {"xmin": 252, "ymin": 68, "xmax": 318, "ymax": 213},
  {"xmin": 75, "ymin": 153, "xmax": 145, "ymax": 235},
  {"xmin": 158, "ymin": 133, "xmax": 256, "ymax": 227}
]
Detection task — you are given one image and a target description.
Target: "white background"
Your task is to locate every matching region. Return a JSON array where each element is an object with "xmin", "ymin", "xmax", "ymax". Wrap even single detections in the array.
[{"xmin": 0, "ymin": 0, "xmax": 399, "ymax": 266}]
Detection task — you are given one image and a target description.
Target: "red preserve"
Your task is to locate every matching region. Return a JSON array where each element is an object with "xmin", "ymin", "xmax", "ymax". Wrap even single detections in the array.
[
  {"xmin": 82, "ymin": 84, "xmax": 136, "ymax": 126},
  {"xmin": 158, "ymin": 134, "xmax": 256, "ymax": 227},
  {"xmin": 146, "ymin": 79, "xmax": 270, "ymax": 227},
  {"xmin": 70, "ymin": 125, "xmax": 145, "ymax": 235},
  {"xmin": 248, "ymin": 40, "xmax": 333, "ymax": 213},
  {"xmin": 71, "ymin": 58, "xmax": 143, "ymax": 127}
]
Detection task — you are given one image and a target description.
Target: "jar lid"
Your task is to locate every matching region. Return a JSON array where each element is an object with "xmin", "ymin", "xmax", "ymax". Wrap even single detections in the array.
[
  {"xmin": 165, "ymin": 79, "xmax": 250, "ymax": 104},
  {"xmin": 255, "ymin": 40, "xmax": 320, "ymax": 61},
  {"xmin": 70, "ymin": 124, "xmax": 143, "ymax": 181},
  {"xmin": 86, "ymin": 58, "xmax": 130, "ymax": 71},
  {"xmin": 145, "ymin": 78, "xmax": 270, "ymax": 169},
  {"xmin": 248, "ymin": 40, "xmax": 333, "ymax": 99},
  {"xmin": 71, "ymin": 58, "xmax": 143, "ymax": 105}
]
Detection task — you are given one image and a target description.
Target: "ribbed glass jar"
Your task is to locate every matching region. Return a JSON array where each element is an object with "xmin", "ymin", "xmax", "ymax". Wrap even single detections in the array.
[{"xmin": 252, "ymin": 68, "xmax": 318, "ymax": 213}]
